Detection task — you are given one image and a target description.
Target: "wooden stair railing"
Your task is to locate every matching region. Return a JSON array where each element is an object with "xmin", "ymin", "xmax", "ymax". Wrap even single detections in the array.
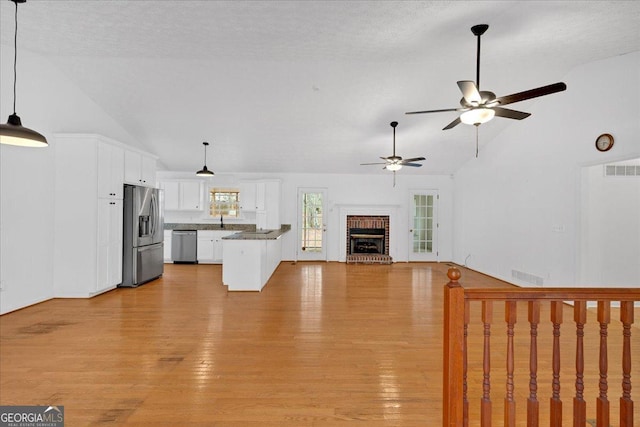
[{"xmin": 443, "ymin": 267, "xmax": 640, "ymax": 427}]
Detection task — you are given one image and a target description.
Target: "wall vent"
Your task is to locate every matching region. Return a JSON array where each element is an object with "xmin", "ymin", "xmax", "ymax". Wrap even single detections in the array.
[
  {"xmin": 511, "ymin": 269, "xmax": 544, "ymax": 286},
  {"xmin": 605, "ymin": 164, "xmax": 640, "ymax": 177}
]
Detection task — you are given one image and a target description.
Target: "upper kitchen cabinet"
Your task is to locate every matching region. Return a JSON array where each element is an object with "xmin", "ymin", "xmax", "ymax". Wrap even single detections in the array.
[
  {"xmin": 239, "ymin": 181, "xmax": 257, "ymax": 212},
  {"xmin": 55, "ymin": 134, "xmax": 125, "ymax": 200},
  {"xmin": 238, "ymin": 180, "xmax": 280, "ymax": 226},
  {"xmin": 159, "ymin": 180, "xmax": 203, "ymax": 211},
  {"xmin": 97, "ymin": 142, "xmax": 124, "ymax": 199},
  {"xmin": 237, "ymin": 179, "xmax": 281, "ymax": 229},
  {"xmin": 256, "ymin": 179, "xmax": 281, "ymax": 230},
  {"xmin": 124, "ymin": 149, "xmax": 157, "ymax": 187}
]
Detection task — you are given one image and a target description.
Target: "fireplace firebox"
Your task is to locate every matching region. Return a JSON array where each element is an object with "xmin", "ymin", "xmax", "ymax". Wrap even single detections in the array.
[{"xmin": 350, "ymin": 228, "xmax": 385, "ymax": 254}]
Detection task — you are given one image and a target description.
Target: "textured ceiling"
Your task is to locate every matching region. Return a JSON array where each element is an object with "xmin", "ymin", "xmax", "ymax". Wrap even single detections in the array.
[{"xmin": 1, "ymin": 1, "xmax": 639, "ymax": 174}]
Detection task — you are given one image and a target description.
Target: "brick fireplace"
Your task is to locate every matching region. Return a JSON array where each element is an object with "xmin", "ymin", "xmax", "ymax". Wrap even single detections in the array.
[{"xmin": 346, "ymin": 215, "xmax": 392, "ymax": 264}]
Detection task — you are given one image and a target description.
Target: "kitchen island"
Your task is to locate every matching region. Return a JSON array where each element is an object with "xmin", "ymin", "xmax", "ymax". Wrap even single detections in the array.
[{"xmin": 222, "ymin": 227, "xmax": 289, "ymax": 291}]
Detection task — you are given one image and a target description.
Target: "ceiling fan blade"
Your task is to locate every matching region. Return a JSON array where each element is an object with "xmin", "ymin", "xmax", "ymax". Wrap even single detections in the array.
[
  {"xmin": 457, "ymin": 80, "xmax": 481, "ymax": 104},
  {"xmin": 405, "ymin": 107, "xmax": 461, "ymax": 115},
  {"xmin": 401, "ymin": 157, "xmax": 426, "ymax": 163},
  {"xmin": 492, "ymin": 107, "xmax": 531, "ymax": 120},
  {"xmin": 443, "ymin": 117, "xmax": 461, "ymax": 130},
  {"xmin": 360, "ymin": 162, "xmax": 388, "ymax": 166},
  {"xmin": 495, "ymin": 82, "xmax": 567, "ymax": 106},
  {"xmin": 402, "ymin": 163, "xmax": 423, "ymax": 167}
]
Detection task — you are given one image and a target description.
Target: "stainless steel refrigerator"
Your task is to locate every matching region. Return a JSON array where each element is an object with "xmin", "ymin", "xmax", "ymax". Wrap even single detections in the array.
[{"xmin": 120, "ymin": 185, "xmax": 164, "ymax": 287}]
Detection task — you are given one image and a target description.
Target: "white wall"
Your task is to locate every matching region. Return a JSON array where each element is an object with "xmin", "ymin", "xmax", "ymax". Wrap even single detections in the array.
[
  {"xmin": 158, "ymin": 171, "xmax": 454, "ymax": 263},
  {"xmin": 580, "ymin": 160, "xmax": 640, "ymax": 286},
  {"xmin": 0, "ymin": 48, "xmax": 139, "ymax": 314},
  {"xmin": 452, "ymin": 51, "xmax": 640, "ymax": 287}
]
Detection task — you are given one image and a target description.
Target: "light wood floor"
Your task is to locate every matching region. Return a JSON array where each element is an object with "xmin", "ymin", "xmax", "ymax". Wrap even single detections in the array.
[{"xmin": 0, "ymin": 262, "xmax": 637, "ymax": 426}]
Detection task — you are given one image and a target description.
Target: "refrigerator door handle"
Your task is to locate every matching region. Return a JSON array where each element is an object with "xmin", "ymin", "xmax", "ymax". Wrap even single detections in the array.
[{"xmin": 150, "ymin": 192, "xmax": 156, "ymax": 236}]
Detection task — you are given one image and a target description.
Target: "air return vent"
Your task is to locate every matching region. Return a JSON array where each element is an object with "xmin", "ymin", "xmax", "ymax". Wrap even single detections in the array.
[
  {"xmin": 512, "ymin": 269, "xmax": 544, "ymax": 286},
  {"xmin": 605, "ymin": 165, "xmax": 640, "ymax": 177}
]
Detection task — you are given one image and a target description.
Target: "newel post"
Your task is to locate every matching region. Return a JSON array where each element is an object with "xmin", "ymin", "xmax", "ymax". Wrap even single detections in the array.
[{"xmin": 443, "ymin": 267, "xmax": 465, "ymax": 427}]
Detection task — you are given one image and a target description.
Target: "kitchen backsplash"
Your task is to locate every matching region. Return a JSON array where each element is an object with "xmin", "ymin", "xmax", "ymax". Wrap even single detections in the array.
[{"xmin": 163, "ymin": 209, "xmax": 256, "ymax": 225}]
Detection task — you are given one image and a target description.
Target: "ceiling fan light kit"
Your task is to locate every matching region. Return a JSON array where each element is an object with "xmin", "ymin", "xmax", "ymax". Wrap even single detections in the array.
[
  {"xmin": 0, "ymin": 0, "xmax": 48, "ymax": 148},
  {"xmin": 196, "ymin": 141, "xmax": 215, "ymax": 176},
  {"xmin": 460, "ymin": 108, "xmax": 495, "ymax": 126}
]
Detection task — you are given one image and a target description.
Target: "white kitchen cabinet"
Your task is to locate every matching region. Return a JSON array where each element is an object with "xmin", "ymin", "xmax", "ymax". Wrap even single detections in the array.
[
  {"xmin": 222, "ymin": 237, "xmax": 283, "ymax": 291},
  {"xmin": 159, "ymin": 180, "xmax": 203, "ymax": 211},
  {"xmin": 180, "ymin": 181, "xmax": 203, "ymax": 210},
  {"xmin": 239, "ymin": 179, "xmax": 281, "ymax": 229},
  {"xmin": 256, "ymin": 180, "xmax": 281, "ymax": 230},
  {"xmin": 163, "ymin": 230, "xmax": 173, "ymax": 262},
  {"xmin": 197, "ymin": 231, "xmax": 215, "ymax": 263},
  {"xmin": 141, "ymin": 155, "xmax": 156, "ymax": 185},
  {"xmin": 53, "ymin": 134, "xmax": 127, "ymax": 297},
  {"xmin": 213, "ymin": 233, "xmax": 226, "ymax": 261},
  {"xmin": 162, "ymin": 181, "xmax": 180, "ymax": 210},
  {"xmin": 97, "ymin": 142, "xmax": 124, "ymax": 199},
  {"xmin": 197, "ymin": 230, "xmax": 233, "ymax": 263},
  {"xmin": 97, "ymin": 199, "xmax": 123, "ymax": 292},
  {"xmin": 124, "ymin": 149, "xmax": 157, "ymax": 187},
  {"xmin": 239, "ymin": 181, "xmax": 257, "ymax": 212},
  {"xmin": 255, "ymin": 181, "xmax": 266, "ymax": 211}
]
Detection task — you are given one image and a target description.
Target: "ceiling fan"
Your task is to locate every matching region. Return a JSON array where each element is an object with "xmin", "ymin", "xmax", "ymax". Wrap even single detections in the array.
[
  {"xmin": 406, "ymin": 24, "xmax": 567, "ymax": 130},
  {"xmin": 360, "ymin": 121, "xmax": 426, "ymax": 186}
]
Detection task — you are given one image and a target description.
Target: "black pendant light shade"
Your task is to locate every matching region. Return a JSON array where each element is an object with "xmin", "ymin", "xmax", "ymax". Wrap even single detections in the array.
[
  {"xmin": 0, "ymin": 0, "xmax": 48, "ymax": 148},
  {"xmin": 0, "ymin": 114, "xmax": 48, "ymax": 147},
  {"xmin": 196, "ymin": 142, "xmax": 214, "ymax": 176}
]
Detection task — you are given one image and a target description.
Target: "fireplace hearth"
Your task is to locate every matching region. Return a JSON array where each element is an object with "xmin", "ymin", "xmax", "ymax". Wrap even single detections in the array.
[{"xmin": 346, "ymin": 216, "xmax": 392, "ymax": 264}]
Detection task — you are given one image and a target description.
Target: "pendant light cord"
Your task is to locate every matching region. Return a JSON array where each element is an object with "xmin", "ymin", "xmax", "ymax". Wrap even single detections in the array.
[{"xmin": 12, "ymin": 1, "xmax": 19, "ymax": 115}]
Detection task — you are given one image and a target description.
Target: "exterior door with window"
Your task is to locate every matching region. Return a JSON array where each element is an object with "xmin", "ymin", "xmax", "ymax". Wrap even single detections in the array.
[
  {"xmin": 297, "ymin": 188, "xmax": 327, "ymax": 261},
  {"xmin": 409, "ymin": 190, "xmax": 438, "ymax": 261}
]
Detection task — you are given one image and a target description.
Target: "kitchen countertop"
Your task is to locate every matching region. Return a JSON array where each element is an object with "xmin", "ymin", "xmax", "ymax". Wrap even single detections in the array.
[
  {"xmin": 165, "ymin": 223, "xmax": 254, "ymax": 232},
  {"xmin": 165, "ymin": 223, "xmax": 291, "ymax": 238},
  {"xmin": 222, "ymin": 226, "xmax": 290, "ymax": 240}
]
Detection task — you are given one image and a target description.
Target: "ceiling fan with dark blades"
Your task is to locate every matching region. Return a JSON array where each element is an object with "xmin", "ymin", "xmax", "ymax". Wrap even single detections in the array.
[
  {"xmin": 406, "ymin": 24, "xmax": 567, "ymax": 130},
  {"xmin": 360, "ymin": 121, "xmax": 426, "ymax": 186}
]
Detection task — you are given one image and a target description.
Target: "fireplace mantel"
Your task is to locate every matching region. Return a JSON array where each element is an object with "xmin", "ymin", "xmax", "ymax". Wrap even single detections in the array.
[{"xmin": 335, "ymin": 204, "xmax": 401, "ymax": 209}]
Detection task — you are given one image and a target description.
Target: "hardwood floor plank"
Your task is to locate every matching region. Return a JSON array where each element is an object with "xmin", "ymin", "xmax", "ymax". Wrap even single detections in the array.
[{"xmin": 1, "ymin": 262, "xmax": 637, "ymax": 426}]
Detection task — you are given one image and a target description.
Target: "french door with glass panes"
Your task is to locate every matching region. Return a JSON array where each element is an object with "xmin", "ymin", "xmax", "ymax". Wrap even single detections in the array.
[
  {"xmin": 297, "ymin": 188, "xmax": 327, "ymax": 261},
  {"xmin": 409, "ymin": 190, "xmax": 438, "ymax": 261}
]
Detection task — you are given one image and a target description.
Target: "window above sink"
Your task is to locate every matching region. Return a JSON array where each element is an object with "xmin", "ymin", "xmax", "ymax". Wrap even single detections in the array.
[{"xmin": 209, "ymin": 188, "xmax": 240, "ymax": 218}]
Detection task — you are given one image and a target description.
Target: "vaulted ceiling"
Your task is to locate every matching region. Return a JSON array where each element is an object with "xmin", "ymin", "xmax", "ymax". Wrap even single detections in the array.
[{"xmin": 1, "ymin": 1, "xmax": 638, "ymax": 174}]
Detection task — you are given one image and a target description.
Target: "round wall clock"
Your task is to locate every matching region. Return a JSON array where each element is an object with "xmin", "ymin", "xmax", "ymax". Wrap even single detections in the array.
[{"xmin": 595, "ymin": 133, "xmax": 614, "ymax": 152}]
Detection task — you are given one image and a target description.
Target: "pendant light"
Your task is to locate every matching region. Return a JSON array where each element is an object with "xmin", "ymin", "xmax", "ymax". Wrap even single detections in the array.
[
  {"xmin": 196, "ymin": 142, "xmax": 214, "ymax": 176},
  {"xmin": 0, "ymin": 0, "xmax": 48, "ymax": 148}
]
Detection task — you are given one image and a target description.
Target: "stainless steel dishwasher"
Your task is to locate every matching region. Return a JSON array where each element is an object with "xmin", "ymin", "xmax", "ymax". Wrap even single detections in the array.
[{"xmin": 171, "ymin": 230, "xmax": 198, "ymax": 263}]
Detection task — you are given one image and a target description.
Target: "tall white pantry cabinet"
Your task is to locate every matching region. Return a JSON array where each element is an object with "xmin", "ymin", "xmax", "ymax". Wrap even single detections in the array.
[{"xmin": 53, "ymin": 134, "xmax": 156, "ymax": 297}]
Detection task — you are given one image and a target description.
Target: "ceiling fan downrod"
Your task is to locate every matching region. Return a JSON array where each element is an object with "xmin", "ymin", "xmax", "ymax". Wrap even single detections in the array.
[
  {"xmin": 390, "ymin": 121, "xmax": 398, "ymax": 157},
  {"xmin": 471, "ymin": 24, "xmax": 488, "ymax": 90}
]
